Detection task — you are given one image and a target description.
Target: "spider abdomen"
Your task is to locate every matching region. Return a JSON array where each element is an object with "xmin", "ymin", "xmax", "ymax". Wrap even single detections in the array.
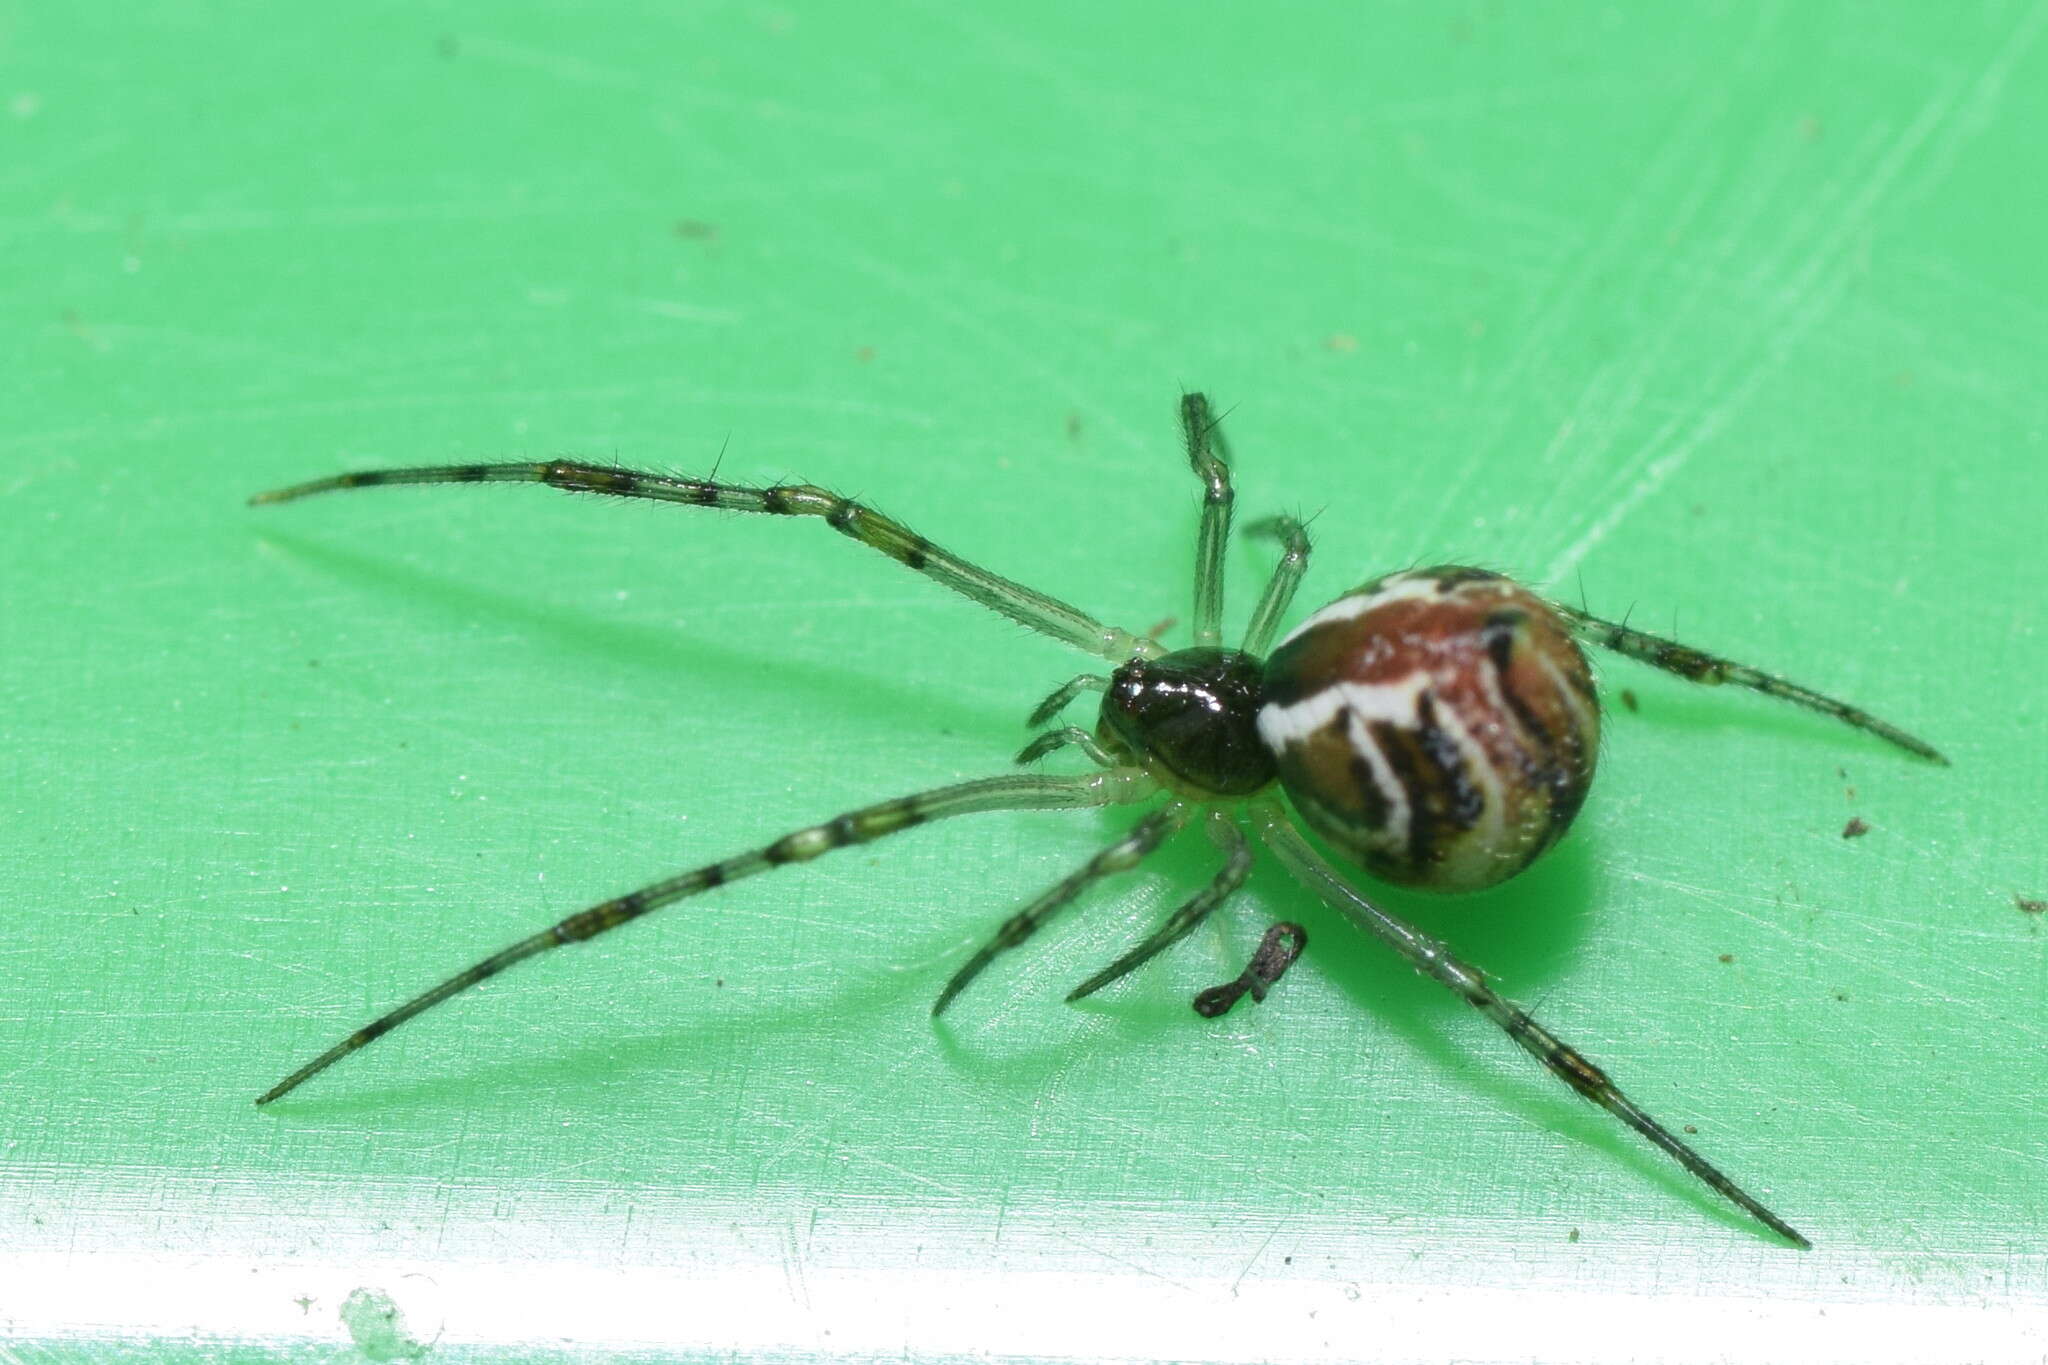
[{"xmin": 1256, "ymin": 567, "xmax": 1600, "ymax": 891}]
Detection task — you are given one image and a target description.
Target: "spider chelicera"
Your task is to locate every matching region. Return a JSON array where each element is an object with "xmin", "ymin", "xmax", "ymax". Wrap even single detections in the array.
[{"xmin": 250, "ymin": 394, "xmax": 1945, "ymax": 1248}]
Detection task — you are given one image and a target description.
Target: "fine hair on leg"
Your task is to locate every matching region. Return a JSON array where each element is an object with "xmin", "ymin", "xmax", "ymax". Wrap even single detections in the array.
[
  {"xmin": 253, "ymin": 459, "xmax": 1160, "ymax": 663},
  {"xmin": 1181, "ymin": 393, "xmax": 1235, "ymax": 648},
  {"xmin": 1241, "ymin": 515, "xmax": 1313, "ymax": 656},
  {"xmin": 1249, "ymin": 800, "xmax": 1810, "ymax": 1248},
  {"xmin": 1068, "ymin": 809, "xmax": 1255, "ymax": 1001},
  {"xmin": 932, "ymin": 802, "xmax": 1194, "ymax": 1017},
  {"xmin": 1549, "ymin": 602, "xmax": 1945, "ymax": 763},
  {"xmin": 256, "ymin": 768, "xmax": 1157, "ymax": 1105}
]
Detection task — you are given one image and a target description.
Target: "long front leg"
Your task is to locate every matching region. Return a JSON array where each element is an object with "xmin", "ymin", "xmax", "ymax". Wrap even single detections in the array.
[
  {"xmin": 1250, "ymin": 801, "xmax": 1810, "ymax": 1248},
  {"xmin": 252, "ymin": 461, "xmax": 1159, "ymax": 664},
  {"xmin": 1549, "ymin": 602, "xmax": 1946, "ymax": 763},
  {"xmin": 257, "ymin": 768, "xmax": 1158, "ymax": 1105}
]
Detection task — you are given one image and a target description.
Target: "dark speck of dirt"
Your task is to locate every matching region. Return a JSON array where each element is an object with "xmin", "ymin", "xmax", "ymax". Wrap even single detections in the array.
[
  {"xmin": 1718, "ymin": 953, "xmax": 1734, "ymax": 964},
  {"xmin": 1841, "ymin": 817, "xmax": 1870, "ymax": 839},
  {"xmin": 1568, "ymin": 1228, "xmax": 1580, "ymax": 1243},
  {"xmin": 1619, "ymin": 688, "xmax": 1638, "ymax": 713},
  {"xmin": 1834, "ymin": 991, "xmax": 1850, "ymax": 1002},
  {"xmin": 715, "ymin": 978, "xmax": 724, "ymax": 988},
  {"xmin": 2016, "ymin": 895, "xmax": 2047, "ymax": 916},
  {"xmin": 1683, "ymin": 1124, "xmax": 1697, "ymax": 1135}
]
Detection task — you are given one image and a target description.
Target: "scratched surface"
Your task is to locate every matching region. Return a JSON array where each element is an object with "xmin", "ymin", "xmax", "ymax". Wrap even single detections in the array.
[{"xmin": 4, "ymin": 3, "xmax": 2046, "ymax": 1361}]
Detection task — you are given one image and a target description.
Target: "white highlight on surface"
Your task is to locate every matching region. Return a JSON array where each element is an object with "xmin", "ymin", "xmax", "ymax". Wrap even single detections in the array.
[{"xmin": 3, "ymin": 1247, "xmax": 2044, "ymax": 1363}]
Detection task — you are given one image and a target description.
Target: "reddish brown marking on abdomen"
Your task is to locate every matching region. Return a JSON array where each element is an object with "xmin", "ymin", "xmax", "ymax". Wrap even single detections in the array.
[{"xmin": 1258, "ymin": 568, "xmax": 1600, "ymax": 891}]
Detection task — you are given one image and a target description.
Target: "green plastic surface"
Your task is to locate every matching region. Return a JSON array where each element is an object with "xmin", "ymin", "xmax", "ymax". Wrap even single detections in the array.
[{"xmin": 5, "ymin": 4, "xmax": 2045, "ymax": 1360}]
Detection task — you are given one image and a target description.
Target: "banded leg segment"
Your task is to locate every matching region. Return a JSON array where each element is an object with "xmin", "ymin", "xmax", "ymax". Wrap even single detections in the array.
[
  {"xmin": 1068, "ymin": 809, "xmax": 1254, "ymax": 1001},
  {"xmin": 1250, "ymin": 801, "xmax": 1810, "ymax": 1248},
  {"xmin": 932, "ymin": 802, "xmax": 1194, "ymax": 1016},
  {"xmin": 1182, "ymin": 393, "xmax": 1235, "ymax": 648},
  {"xmin": 1550, "ymin": 602, "xmax": 1946, "ymax": 763},
  {"xmin": 251, "ymin": 460, "xmax": 1158, "ymax": 663},
  {"xmin": 1241, "ymin": 515, "xmax": 1313, "ymax": 656},
  {"xmin": 257, "ymin": 769, "xmax": 1157, "ymax": 1105}
]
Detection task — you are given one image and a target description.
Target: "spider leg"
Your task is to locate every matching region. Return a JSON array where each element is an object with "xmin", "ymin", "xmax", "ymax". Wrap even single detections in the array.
[
  {"xmin": 1182, "ymin": 392, "xmax": 1235, "ymax": 647},
  {"xmin": 1027, "ymin": 674, "xmax": 1109, "ymax": 728},
  {"xmin": 1549, "ymin": 602, "xmax": 1946, "ymax": 764},
  {"xmin": 1249, "ymin": 800, "xmax": 1811, "ymax": 1248},
  {"xmin": 257, "ymin": 768, "xmax": 1157, "ymax": 1105},
  {"xmin": 1067, "ymin": 809, "xmax": 1253, "ymax": 1001},
  {"xmin": 1192, "ymin": 921, "xmax": 1308, "ymax": 1018},
  {"xmin": 1241, "ymin": 515, "xmax": 1314, "ymax": 656},
  {"xmin": 1015, "ymin": 726, "xmax": 1118, "ymax": 768},
  {"xmin": 932, "ymin": 802, "xmax": 1194, "ymax": 1016},
  {"xmin": 251, "ymin": 460, "xmax": 1159, "ymax": 664}
]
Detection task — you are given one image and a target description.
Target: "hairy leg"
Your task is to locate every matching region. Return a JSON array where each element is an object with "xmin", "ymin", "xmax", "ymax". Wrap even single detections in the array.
[
  {"xmin": 253, "ymin": 460, "xmax": 1159, "ymax": 663},
  {"xmin": 932, "ymin": 802, "xmax": 1194, "ymax": 1016},
  {"xmin": 1550, "ymin": 602, "xmax": 1945, "ymax": 763},
  {"xmin": 1241, "ymin": 515, "xmax": 1313, "ymax": 656},
  {"xmin": 1182, "ymin": 393, "xmax": 1235, "ymax": 648},
  {"xmin": 1250, "ymin": 800, "xmax": 1809, "ymax": 1248},
  {"xmin": 1067, "ymin": 810, "xmax": 1254, "ymax": 1001},
  {"xmin": 257, "ymin": 768, "xmax": 1157, "ymax": 1104}
]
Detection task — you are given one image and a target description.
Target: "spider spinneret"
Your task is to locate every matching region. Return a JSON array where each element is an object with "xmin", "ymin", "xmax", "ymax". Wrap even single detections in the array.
[{"xmin": 249, "ymin": 391, "xmax": 1947, "ymax": 1252}]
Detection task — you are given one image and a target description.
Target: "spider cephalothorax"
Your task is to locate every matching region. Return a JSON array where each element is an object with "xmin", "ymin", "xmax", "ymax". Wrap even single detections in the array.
[
  {"xmin": 1097, "ymin": 647, "xmax": 1274, "ymax": 798},
  {"xmin": 251, "ymin": 393, "xmax": 1945, "ymax": 1249}
]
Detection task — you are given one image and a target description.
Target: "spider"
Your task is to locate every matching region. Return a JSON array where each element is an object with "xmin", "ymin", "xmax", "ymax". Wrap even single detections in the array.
[{"xmin": 249, "ymin": 394, "xmax": 1945, "ymax": 1248}]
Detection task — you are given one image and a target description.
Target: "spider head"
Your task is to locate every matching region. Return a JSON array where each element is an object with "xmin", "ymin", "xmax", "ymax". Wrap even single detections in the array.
[{"xmin": 1097, "ymin": 647, "xmax": 1277, "ymax": 799}]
